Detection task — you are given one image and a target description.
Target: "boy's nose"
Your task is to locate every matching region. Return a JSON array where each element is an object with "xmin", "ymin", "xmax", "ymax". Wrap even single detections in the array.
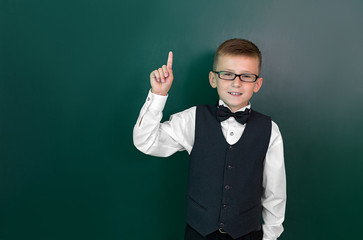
[{"xmin": 231, "ymin": 77, "xmax": 242, "ymax": 87}]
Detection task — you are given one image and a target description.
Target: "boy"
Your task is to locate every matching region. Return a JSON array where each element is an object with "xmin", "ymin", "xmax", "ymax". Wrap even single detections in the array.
[{"xmin": 133, "ymin": 39, "xmax": 286, "ymax": 240}]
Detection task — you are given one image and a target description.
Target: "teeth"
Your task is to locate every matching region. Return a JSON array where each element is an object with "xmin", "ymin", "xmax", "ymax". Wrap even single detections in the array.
[{"xmin": 229, "ymin": 92, "xmax": 242, "ymax": 95}]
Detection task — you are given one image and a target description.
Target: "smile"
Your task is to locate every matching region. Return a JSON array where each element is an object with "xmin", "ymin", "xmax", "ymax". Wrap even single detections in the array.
[{"xmin": 228, "ymin": 92, "xmax": 242, "ymax": 96}]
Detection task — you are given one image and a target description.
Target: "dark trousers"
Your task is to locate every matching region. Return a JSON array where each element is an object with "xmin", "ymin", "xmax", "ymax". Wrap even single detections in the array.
[{"xmin": 184, "ymin": 225, "xmax": 263, "ymax": 240}]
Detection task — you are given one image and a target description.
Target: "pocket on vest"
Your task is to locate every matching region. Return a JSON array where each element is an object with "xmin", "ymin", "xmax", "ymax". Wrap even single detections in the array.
[{"xmin": 187, "ymin": 194, "xmax": 208, "ymax": 211}]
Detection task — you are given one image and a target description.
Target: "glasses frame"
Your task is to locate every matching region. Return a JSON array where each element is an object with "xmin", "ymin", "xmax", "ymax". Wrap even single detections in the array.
[{"xmin": 212, "ymin": 71, "xmax": 260, "ymax": 82}]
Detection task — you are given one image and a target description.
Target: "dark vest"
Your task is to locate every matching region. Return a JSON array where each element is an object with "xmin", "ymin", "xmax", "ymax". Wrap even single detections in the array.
[{"xmin": 185, "ymin": 105, "xmax": 271, "ymax": 239}]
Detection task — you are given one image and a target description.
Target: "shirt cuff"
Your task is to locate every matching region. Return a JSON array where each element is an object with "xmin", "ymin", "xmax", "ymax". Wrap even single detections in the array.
[{"xmin": 147, "ymin": 89, "xmax": 168, "ymax": 112}]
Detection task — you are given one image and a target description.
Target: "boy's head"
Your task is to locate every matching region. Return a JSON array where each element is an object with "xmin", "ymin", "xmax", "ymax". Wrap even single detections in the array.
[{"xmin": 209, "ymin": 39, "xmax": 263, "ymax": 112}]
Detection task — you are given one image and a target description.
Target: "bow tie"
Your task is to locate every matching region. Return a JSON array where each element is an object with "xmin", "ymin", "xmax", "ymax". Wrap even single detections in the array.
[{"xmin": 216, "ymin": 105, "xmax": 251, "ymax": 125}]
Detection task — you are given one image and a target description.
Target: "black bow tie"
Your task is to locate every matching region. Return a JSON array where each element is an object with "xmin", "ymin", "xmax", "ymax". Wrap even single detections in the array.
[{"xmin": 216, "ymin": 105, "xmax": 251, "ymax": 125}]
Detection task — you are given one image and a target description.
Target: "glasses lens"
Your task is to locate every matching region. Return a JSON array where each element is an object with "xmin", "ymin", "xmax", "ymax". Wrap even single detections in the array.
[
  {"xmin": 219, "ymin": 71, "xmax": 235, "ymax": 80},
  {"xmin": 240, "ymin": 74, "xmax": 256, "ymax": 82}
]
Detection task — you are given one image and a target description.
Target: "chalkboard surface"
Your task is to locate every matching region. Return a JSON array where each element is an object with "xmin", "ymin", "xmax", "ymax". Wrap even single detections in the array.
[{"xmin": 1, "ymin": 0, "xmax": 363, "ymax": 239}]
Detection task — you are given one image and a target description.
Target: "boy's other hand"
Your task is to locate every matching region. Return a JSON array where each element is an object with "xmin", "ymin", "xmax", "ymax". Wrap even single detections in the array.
[{"xmin": 150, "ymin": 51, "xmax": 173, "ymax": 96}]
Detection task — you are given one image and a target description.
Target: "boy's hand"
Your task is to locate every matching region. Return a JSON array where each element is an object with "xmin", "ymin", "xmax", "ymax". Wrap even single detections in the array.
[{"xmin": 150, "ymin": 51, "xmax": 173, "ymax": 96}]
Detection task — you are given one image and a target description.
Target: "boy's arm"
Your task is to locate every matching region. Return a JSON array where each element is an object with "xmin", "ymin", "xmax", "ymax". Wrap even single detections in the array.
[
  {"xmin": 261, "ymin": 121, "xmax": 287, "ymax": 240},
  {"xmin": 133, "ymin": 90, "xmax": 195, "ymax": 156},
  {"xmin": 133, "ymin": 51, "xmax": 195, "ymax": 156}
]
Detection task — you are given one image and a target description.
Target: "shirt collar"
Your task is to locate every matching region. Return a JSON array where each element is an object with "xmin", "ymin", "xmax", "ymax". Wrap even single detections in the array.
[{"xmin": 218, "ymin": 99, "xmax": 251, "ymax": 112}]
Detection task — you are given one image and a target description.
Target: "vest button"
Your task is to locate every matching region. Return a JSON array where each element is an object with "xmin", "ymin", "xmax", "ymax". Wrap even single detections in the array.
[
  {"xmin": 227, "ymin": 165, "xmax": 233, "ymax": 170},
  {"xmin": 219, "ymin": 222, "xmax": 225, "ymax": 228},
  {"xmin": 224, "ymin": 185, "xmax": 231, "ymax": 190},
  {"xmin": 229, "ymin": 146, "xmax": 233, "ymax": 151},
  {"xmin": 223, "ymin": 204, "xmax": 228, "ymax": 209}
]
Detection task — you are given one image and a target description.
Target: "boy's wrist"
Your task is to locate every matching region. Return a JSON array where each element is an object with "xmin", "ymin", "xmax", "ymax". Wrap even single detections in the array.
[{"xmin": 151, "ymin": 88, "xmax": 168, "ymax": 96}]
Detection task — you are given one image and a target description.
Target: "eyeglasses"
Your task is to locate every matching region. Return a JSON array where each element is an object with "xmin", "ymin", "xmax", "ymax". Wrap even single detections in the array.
[{"xmin": 212, "ymin": 71, "xmax": 259, "ymax": 82}]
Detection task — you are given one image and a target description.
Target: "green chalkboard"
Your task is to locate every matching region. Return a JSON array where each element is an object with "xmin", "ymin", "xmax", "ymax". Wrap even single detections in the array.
[{"xmin": 1, "ymin": 0, "xmax": 363, "ymax": 239}]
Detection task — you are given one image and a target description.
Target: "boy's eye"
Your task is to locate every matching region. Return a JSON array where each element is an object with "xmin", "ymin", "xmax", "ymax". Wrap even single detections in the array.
[
  {"xmin": 221, "ymin": 72, "xmax": 234, "ymax": 77},
  {"xmin": 242, "ymin": 74, "xmax": 252, "ymax": 78}
]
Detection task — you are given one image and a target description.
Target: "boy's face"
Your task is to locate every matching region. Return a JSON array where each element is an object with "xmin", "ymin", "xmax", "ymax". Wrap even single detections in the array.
[{"xmin": 209, "ymin": 54, "xmax": 263, "ymax": 112}]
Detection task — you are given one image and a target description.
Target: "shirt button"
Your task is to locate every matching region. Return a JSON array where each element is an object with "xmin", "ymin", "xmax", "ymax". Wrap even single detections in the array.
[
  {"xmin": 224, "ymin": 185, "xmax": 231, "ymax": 190},
  {"xmin": 230, "ymin": 132, "xmax": 234, "ymax": 136},
  {"xmin": 147, "ymin": 97, "xmax": 150, "ymax": 101}
]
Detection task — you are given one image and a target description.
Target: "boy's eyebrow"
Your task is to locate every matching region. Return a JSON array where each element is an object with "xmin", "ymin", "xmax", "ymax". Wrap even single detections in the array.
[{"xmin": 222, "ymin": 69, "xmax": 254, "ymax": 74}]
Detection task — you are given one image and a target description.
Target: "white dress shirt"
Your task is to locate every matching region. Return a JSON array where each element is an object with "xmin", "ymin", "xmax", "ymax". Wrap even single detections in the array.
[{"xmin": 133, "ymin": 90, "xmax": 286, "ymax": 240}]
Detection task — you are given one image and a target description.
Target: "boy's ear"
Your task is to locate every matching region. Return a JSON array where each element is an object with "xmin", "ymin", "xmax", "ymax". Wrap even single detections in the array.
[
  {"xmin": 209, "ymin": 71, "xmax": 217, "ymax": 88},
  {"xmin": 253, "ymin": 77, "xmax": 263, "ymax": 93}
]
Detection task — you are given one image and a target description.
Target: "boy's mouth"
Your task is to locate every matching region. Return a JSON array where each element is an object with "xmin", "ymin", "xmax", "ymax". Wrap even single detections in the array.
[{"xmin": 228, "ymin": 92, "xmax": 242, "ymax": 96}]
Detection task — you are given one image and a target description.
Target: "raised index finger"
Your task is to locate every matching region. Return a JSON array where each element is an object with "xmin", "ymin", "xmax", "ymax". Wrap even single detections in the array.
[{"xmin": 167, "ymin": 51, "xmax": 173, "ymax": 70}]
